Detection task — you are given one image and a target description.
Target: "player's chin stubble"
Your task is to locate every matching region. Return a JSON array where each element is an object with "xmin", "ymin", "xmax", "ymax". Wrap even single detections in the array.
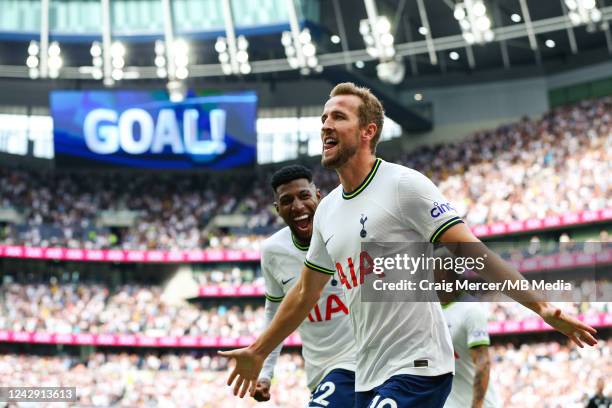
[{"xmin": 321, "ymin": 143, "xmax": 358, "ymax": 169}]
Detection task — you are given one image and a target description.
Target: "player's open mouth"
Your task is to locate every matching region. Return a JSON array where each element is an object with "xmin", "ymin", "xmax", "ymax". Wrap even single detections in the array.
[
  {"xmin": 293, "ymin": 214, "xmax": 311, "ymax": 231},
  {"xmin": 323, "ymin": 137, "xmax": 338, "ymax": 152}
]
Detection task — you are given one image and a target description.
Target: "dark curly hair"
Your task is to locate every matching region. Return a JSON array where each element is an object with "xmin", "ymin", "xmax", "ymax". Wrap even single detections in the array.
[{"xmin": 270, "ymin": 165, "xmax": 313, "ymax": 193}]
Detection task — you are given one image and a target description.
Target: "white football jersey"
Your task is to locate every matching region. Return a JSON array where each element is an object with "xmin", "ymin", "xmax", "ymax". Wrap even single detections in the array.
[
  {"xmin": 443, "ymin": 298, "xmax": 500, "ymax": 408},
  {"xmin": 261, "ymin": 226, "xmax": 356, "ymax": 390},
  {"xmin": 305, "ymin": 158, "xmax": 461, "ymax": 391}
]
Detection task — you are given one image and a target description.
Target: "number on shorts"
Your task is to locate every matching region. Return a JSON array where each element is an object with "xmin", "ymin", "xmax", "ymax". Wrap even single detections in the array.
[
  {"xmin": 310, "ymin": 381, "xmax": 336, "ymax": 407},
  {"xmin": 369, "ymin": 395, "xmax": 398, "ymax": 408}
]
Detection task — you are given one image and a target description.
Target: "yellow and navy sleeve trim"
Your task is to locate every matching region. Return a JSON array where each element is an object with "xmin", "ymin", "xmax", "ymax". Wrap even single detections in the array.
[
  {"xmin": 342, "ymin": 158, "xmax": 382, "ymax": 200},
  {"xmin": 291, "ymin": 234, "xmax": 309, "ymax": 251},
  {"xmin": 430, "ymin": 217, "xmax": 464, "ymax": 243},
  {"xmin": 265, "ymin": 293, "xmax": 285, "ymax": 302},
  {"xmin": 304, "ymin": 260, "xmax": 336, "ymax": 276},
  {"xmin": 468, "ymin": 340, "xmax": 491, "ymax": 348},
  {"xmin": 441, "ymin": 301, "xmax": 455, "ymax": 310}
]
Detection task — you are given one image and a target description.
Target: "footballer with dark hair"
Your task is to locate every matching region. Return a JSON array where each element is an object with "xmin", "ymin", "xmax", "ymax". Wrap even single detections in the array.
[{"xmin": 252, "ymin": 165, "xmax": 356, "ymax": 407}]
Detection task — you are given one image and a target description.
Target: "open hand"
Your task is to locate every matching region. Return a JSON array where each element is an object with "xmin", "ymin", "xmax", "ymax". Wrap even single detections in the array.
[
  {"xmin": 540, "ymin": 305, "xmax": 597, "ymax": 347},
  {"xmin": 218, "ymin": 347, "xmax": 265, "ymax": 398}
]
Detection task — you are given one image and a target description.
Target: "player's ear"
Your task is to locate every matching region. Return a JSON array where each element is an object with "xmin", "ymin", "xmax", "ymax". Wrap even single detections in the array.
[
  {"xmin": 316, "ymin": 188, "xmax": 321, "ymax": 200},
  {"xmin": 361, "ymin": 123, "xmax": 377, "ymax": 145},
  {"xmin": 273, "ymin": 201, "xmax": 279, "ymax": 213}
]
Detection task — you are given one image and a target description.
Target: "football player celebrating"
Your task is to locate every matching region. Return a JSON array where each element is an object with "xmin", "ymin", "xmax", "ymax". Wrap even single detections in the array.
[
  {"xmin": 253, "ymin": 165, "xmax": 355, "ymax": 407},
  {"xmin": 221, "ymin": 83, "xmax": 597, "ymax": 408}
]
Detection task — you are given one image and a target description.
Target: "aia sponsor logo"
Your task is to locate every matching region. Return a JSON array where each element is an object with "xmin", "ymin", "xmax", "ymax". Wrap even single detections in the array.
[
  {"xmin": 335, "ymin": 251, "xmax": 379, "ymax": 290},
  {"xmin": 308, "ymin": 294, "xmax": 348, "ymax": 322}
]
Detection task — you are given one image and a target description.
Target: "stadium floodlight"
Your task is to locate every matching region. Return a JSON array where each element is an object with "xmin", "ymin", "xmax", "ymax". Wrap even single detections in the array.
[
  {"xmin": 27, "ymin": 40, "xmax": 40, "ymax": 79},
  {"xmin": 111, "ymin": 68, "xmax": 123, "ymax": 81},
  {"xmin": 156, "ymin": 67, "xmax": 167, "ymax": 79},
  {"xmin": 361, "ymin": 0, "xmax": 404, "ymax": 84},
  {"xmin": 160, "ymin": 0, "xmax": 188, "ymax": 98},
  {"xmin": 154, "ymin": 40, "xmax": 167, "ymax": 78},
  {"xmin": 564, "ymin": 0, "xmax": 607, "ymax": 30},
  {"xmin": 376, "ymin": 60, "xmax": 405, "ymax": 84},
  {"xmin": 360, "ymin": 16, "xmax": 396, "ymax": 60},
  {"xmin": 28, "ymin": 41, "xmax": 40, "ymax": 57},
  {"xmin": 281, "ymin": 27, "xmax": 319, "ymax": 73},
  {"xmin": 454, "ymin": 0, "xmax": 495, "ymax": 45},
  {"xmin": 90, "ymin": 41, "xmax": 103, "ymax": 80},
  {"xmin": 47, "ymin": 41, "xmax": 62, "ymax": 78},
  {"xmin": 175, "ymin": 66, "xmax": 188, "ymax": 80},
  {"xmin": 90, "ymin": 42, "xmax": 102, "ymax": 58},
  {"xmin": 281, "ymin": 0, "xmax": 321, "ymax": 74},
  {"xmin": 108, "ymin": 41, "xmax": 125, "ymax": 81},
  {"xmin": 26, "ymin": 55, "xmax": 39, "ymax": 69},
  {"xmin": 281, "ymin": 27, "xmax": 320, "ymax": 74},
  {"xmin": 217, "ymin": 0, "xmax": 251, "ymax": 76},
  {"xmin": 216, "ymin": 35, "xmax": 250, "ymax": 75},
  {"xmin": 171, "ymin": 39, "xmax": 189, "ymax": 79}
]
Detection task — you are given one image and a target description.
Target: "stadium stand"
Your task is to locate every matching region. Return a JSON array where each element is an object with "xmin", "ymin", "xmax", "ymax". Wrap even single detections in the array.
[
  {"xmin": 1, "ymin": 1, "xmax": 611, "ymax": 405},
  {"xmin": 1, "ymin": 97, "xmax": 610, "ymax": 250}
]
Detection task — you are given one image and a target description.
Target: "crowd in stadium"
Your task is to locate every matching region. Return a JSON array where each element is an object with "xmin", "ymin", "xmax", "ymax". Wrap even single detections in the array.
[
  {"xmin": 401, "ymin": 97, "xmax": 610, "ymax": 226},
  {"xmin": 487, "ymin": 299, "xmax": 610, "ymax": 322},
  {"xmin": 0, "ymin": 96, "xmax": 610, "ymax": 250},
  {"xmin": 238, "ymin": 96, "xmax": 611, "ymax": 229},
  {"xmin": 0, "ymin": 282, "xmax": 262, "ymax": 337},
  {"xmin": 0, "ymin": 352, "xmax": 309, "ymax": 407},
  {"xmin": 0, "ymin": 340, "xmax": 609, "ymax": 407},
  {"xmin": 492, "ymin": 340, "xmax": 611, "ymax": 407},
  {"xmin": 193, "ymin": 265, "xmax": 260, "ymax": 286},
  {"xmin": 1, "ymin": 279, "xmax": 607, "ymax": 336},
  {"xmin": 0, "ymin": 170, "xmax": 245, "ymax": 250}
]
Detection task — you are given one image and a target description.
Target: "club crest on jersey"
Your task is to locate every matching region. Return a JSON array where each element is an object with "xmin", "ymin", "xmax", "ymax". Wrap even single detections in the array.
[{"xmin": 359, "ymin": 214, "xmax": 368, "ymax": 238}]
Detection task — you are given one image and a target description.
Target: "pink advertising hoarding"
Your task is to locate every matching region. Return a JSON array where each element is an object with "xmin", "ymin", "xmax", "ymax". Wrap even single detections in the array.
[{"xmin": 1, "ymin": 209, "xmax": 609, "ymax": 264}]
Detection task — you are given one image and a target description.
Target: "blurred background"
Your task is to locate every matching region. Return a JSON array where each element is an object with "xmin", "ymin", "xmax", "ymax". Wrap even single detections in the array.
[{"xmin": 0, "ymin": 0, "xmax": 610, "ymax": 406}]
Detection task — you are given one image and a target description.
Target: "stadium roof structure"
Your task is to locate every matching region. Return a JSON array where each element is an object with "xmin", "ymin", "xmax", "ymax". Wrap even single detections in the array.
[{"xmin": 0, "ymin": 0, "xmax": 611, "ymax": 130}]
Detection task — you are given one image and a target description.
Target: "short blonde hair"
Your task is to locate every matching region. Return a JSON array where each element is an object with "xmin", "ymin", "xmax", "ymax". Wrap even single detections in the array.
[{"xmin": 330, "ymin": 82, "xmax": 385, "ymax": 152}]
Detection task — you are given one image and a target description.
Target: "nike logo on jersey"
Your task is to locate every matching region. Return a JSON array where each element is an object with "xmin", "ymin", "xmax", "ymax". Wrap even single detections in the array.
[
  {"xmin": 281, "ymin": 277, "xmax": 295, "ymax": 285},
  {"xmin": 324, "ymin": 235, "xmax": 334, "ymax": 246}
]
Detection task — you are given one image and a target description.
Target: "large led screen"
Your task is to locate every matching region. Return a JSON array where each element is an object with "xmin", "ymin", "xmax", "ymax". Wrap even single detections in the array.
[{"xmin": 50, "ymin": 91, "xmax": 257, "ymax": 169}]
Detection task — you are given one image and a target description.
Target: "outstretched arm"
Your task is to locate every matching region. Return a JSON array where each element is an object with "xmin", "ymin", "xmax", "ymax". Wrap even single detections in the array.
[
  {"xmin": 253, "ymin": 299, "xmax": 282, "ymax": 402},
  {"xmin": 219, "ymin": 266, "xmax": 330, "ymax": 398},
  {"xmin": 469, "ymin": 346, "xmax": 491, "ymax": 408},
  {"xmin": 439, "ymin": 223, "xmax": 597, "ymax": 347}
]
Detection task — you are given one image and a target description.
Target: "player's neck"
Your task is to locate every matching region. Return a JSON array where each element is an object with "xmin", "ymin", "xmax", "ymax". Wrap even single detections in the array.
[
  {"xmin": 292, "ymin": 232, "xmax": 311, "ymax": 248},
  {"xmin": 337, "ymin": 153, "xmax": 377, "ymax": 194},
  {"xmin": 439, "ymin": 290, "xmax": 460, "ymax": 305}
]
